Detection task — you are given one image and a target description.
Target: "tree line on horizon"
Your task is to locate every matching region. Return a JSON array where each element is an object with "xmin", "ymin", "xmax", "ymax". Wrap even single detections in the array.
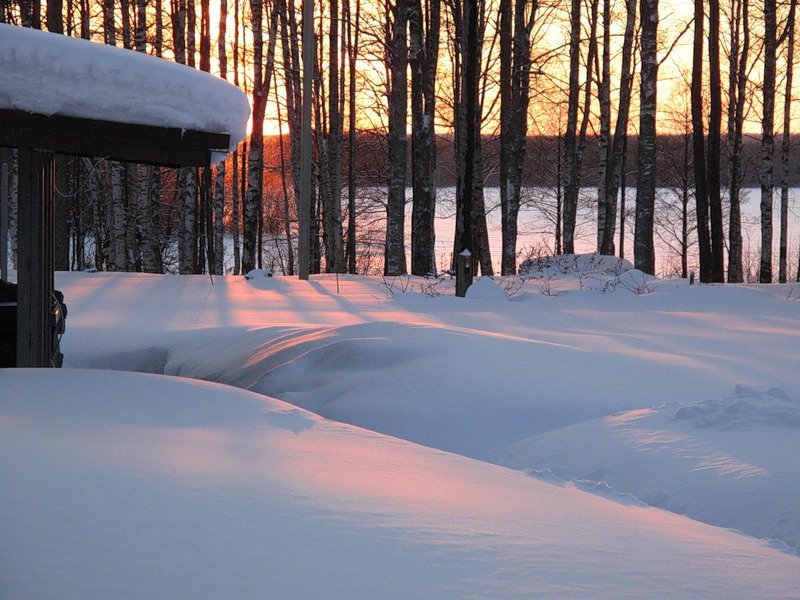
[{"xmin": 1, "ymin": 0, "xmax": 799, "ymax": 283}]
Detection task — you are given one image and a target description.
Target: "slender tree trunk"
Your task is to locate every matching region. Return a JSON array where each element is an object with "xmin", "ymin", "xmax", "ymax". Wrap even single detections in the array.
[
  {"xmin": 596, "ymin": 0, "xmax": 611, "ymax": 251},
  {"xmin": 601, "ymin": 0, "xmax": 636, "ymax": 255},
  {"xmin": 761, "ymin": 0, "xmax": 777, "ymax": 282},
  {"xmin": 708, "ymin": 0, "xmax": 725, "ymax": 281},
  {"xmin": 212, "ymin": 0, "xmax": 228, "ymax": 275},
  {"xmin": 231, "ymin": 0, "xmax": 241, "ymax": 275},
  {"xmin": 562, "ymin": 0, "xmax": 581, "ymax": 255},
  {"xmin": 692, "ymin": 0, "xmax": 711, "ymax": 281},
  {"xmin": 410, "ymin": 0, "xmax": 440, "ymax": 276},
  {"xmin": 385, "ymin": 0, "xmax": 409, "ymax": 275},
  {"xmin": 468, "ymin": 0, "xmax": 492, "ymax": 275},
  {"xmin": 276, "ymin": 85, "xmax": 295, "ymax": 275},
  {"xmin": 455, "ymin": 0, "xmax": 480, "ymax": 276},
  {"xmin": 634, "ymin": 0, "xmax": 658, "ymax": 274},
  {"xmin": 325, "ymin": 0, "xmax": 345, "ymax": 272},
  {"xmin": 46, "ymin": 0, "xmax": 62, "ymax": 31},
  {"xmin": 243, "ymin": 0, "xmax": 279, "ymax": 273},
  {"xmin": 779, "ymin": 0, "xmax": 796, "ymax": 283},
  {"xmin": 619, "ymin": 136, "xmax": 627, "ymax": 258},
  {"xmin": 563, "ymin": 0, "xmax": 598, "ymax": 255},
  {"xmin": 120, "ymin": 0, "xmax": 132, "ymax": 48},
  {"xmin": 346, "ymin": 0, "xmax": 360, "ymax": 273},
  {"xmin": 499, "ymin": 0, "xmax": 536, "ymax": 273},
  {"xmin": 727, "ymin": 0, "xmax": 748, "ymax": 282}
]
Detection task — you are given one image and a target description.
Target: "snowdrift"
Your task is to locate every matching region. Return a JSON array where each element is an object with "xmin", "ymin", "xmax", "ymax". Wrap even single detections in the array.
[{"xmin": 3, "ymin": 369, "xmax": 800, "ymax": 598}]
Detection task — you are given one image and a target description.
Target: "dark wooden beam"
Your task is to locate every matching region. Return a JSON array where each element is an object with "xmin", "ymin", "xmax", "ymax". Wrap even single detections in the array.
[
  {"xmin": 16, "ymin": 148, "xmax": 55, "ymax": 367},
  {"xmin": 0, "ymin": 109, "xmax": 230, "ymax": 168}
]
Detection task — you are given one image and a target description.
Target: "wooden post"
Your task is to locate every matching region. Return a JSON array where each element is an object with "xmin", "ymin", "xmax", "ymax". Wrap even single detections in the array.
[
  {"xmin": 0, "ymin": 163, "xmax": 8, "ymax": 282},
  {"xmin": 16, "ymin": 148, "xmax": 55, "ymax": 367},
  {"xmin": 455, "ymin": 248, "xmax": 473, "ymax": 297}
]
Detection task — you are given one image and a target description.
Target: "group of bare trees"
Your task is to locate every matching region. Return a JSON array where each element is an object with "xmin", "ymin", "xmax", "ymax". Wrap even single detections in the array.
[{"xmin": 2, "ymin": 0, "xmax": 800, "ymax": 282}]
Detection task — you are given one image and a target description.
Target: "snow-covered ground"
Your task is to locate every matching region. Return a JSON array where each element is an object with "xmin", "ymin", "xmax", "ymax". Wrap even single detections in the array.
[{"xmin": 3, "ymin": 260, "xmax": 800, "ymax": 597}]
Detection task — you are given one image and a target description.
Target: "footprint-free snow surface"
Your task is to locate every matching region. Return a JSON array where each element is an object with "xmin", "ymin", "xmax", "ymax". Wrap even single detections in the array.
[{"xmin": 3, "ymin": 266, "xmax": 800, "ymax": 597}]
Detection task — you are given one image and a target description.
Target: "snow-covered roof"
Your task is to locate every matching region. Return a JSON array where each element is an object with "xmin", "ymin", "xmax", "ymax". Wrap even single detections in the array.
[{"xmin": 0, "ymin": 24, "xmax": 249, "ymax": 150}]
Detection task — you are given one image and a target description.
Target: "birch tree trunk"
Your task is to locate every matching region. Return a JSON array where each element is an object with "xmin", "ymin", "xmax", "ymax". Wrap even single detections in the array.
[
  {"xmin": 385, "ymin": 0, "xmax": 409, "ymax": 276},
  {"xmin": 232, "ymin": 0, "xmax": 242, "ymax": 275},
  {"xmin": 324, "ymin": 0, "xmax": 346, "ymax": 272},
  {"xmin": 563, "ymin": 0, "xmax": 598, "ymax": 255},
  {"xmin": 779, "ymin": 0, "xmax": 796, "ymax": 283},
  {"xmin": 212, "ymin": 0, "xmax": 228, "ymax": 275},
  {"xmin": 346, "ymin": 0, "xmax": 360, "ymax": 273},
  {"xmin": 499, "ymin": 0, "xmax": 536, "ymax": 273},
  {"xmin": 634, "ymin": 0, "xmax": 658, "ymax": 275},
  {"xmin": 600, "ymin": 0, "xmax": 636, "ymax": 256},
  {"xmin": 244, "ymin": 0, "xmax": 266, "ymax": 273}
]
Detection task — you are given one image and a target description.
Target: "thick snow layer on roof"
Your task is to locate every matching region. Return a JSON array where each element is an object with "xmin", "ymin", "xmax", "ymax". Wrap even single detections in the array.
[{"xmin": 0, "ymin": 24, "xmax": 249, "ymax": 149}]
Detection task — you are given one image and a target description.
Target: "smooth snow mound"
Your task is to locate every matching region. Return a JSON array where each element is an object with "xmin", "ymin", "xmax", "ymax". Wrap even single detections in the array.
[
  {"xmin": 465, "ymin": 277, "xmax": 508, "ymax": 300},
  {"xmin": 0, "ymin": 24, "xmax": 249, "ymax": 148},
  {"xmin": 496, "ymin": 386, "xmax": 800, "ymax": 553},
  {"xmin": 3, "ymin": 370, "xmax": 800, "ymax": 598}
]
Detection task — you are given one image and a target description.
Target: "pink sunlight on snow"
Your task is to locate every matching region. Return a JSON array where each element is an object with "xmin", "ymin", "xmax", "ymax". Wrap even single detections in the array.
[
  {"xmin": 4, "ymin": 369, "xmax": 800, "ymax": 598},
  {"xmin": 4, "ymin": 263, "xmax": 800, "ymax": 596}
]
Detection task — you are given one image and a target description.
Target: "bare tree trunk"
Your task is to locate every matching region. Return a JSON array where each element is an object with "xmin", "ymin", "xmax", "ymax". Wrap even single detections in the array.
[
  {"xmin": 325, "ymin": 0, "xmax": 346, "ymax": 272},
  {"xmin": 212, "ymin": 0, "xmax": 228, "ymax": 275},
  {"xmin": 243, "ymin": 0, "xmax": 279, "ymax": 274},
  {"xmin": 468, "ymin": 0, "xmax": 492, "ymax": 275},
  {"xmin": 187, "ymin": 0, "xmax": 195, "ymax": 66},
  {"xmin": 107, "ymin": 162, "xmax": 126, "ymax": 271},
  {"xmin": 634, "ymin": 0, "xmax": 658, "ymax": 275},
  {"xmin": 120, "ymin": 0, "xmax": 132, "ymax": 48},
  {"xmin": 761, "ymin": 0, "xmax": 777, "ymax": 282},
  {"xmin": 346, "ymin": 0, "xmax": 360, "ymax": 273},
  {"xmin": 385, "ymin": 0, "xmax": 409, "ymax": 275},
  {"xmin": 409, "ymin": 0, "xmax": 440, "ymax": 275},
  {"xmin": 596, "ymin": 0, "xmax": 611, "ymax": 251},
  {"xmin": 499, "ymin": 0, "xmax": 536, "ymax": 273},
  {"xmin": 562, "ymin": 0, "xmax": 581, "ymax": 255},
  {"xmin": 276, "ymin": 88, "xmax": 295, "ymax": 275},
  {"xmin": 473, "ymin": 128, "xmax": 492, "ymax": 275},
  {"xmin": 563, "ymin": 0, "xmax": 598, "ymax": 255},
  {"xmin": 279, "ymin": 0, "xmax": 306, "ymax": 269},
  {"xmin": 692, "ymin": 0, "xmax": 711, "ymax": 281},
  {"xmin": 454, "ymin": 0, "xmax": 480, "ymax": 278},
  {"xmin": 708, "ymin": 0, "xmax": 725, "ymax": 282},
  {"xmin": 231, "ymin": 0, "xmax": 241, "ymax": 275},
  {"xmin": 135, "ymin": 0, "xmax": 145, "ymax": 50},
  {"xmin": 779, "ymin": 0, "xmax": 797, "ymax": 283},
  {"xmin": 46, "ymin": 0, "xmax": 62, "ymax": 31},
  {"xmin": 133, "ymin": 0, "xmax": 162, "ymax": 273},
  {"xmin": 727, "ymin": 0, "xmax": 749, "ymax": 282},
  {"xmin": 601, "ymin": 0, "xmax": 636, "ymax": 256}
]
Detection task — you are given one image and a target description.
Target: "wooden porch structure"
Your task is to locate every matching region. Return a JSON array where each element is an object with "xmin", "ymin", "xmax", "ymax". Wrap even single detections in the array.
[{"xmin": 0, "ymin": 108, "xmax": 230, "ymax": 367}]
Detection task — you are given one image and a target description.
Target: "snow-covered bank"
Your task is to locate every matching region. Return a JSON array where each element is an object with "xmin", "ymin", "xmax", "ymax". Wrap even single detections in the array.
[
  {"xmin": 3, "ymin": 268, "xmax": 799, "ymax": 594},
  {"xmin": 495, "ymin": 385, "xmax": 800, "ymax": 553},
  {"xmin": 3, "ymin": 369, "xmax": 800, "ymax": 599}
]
